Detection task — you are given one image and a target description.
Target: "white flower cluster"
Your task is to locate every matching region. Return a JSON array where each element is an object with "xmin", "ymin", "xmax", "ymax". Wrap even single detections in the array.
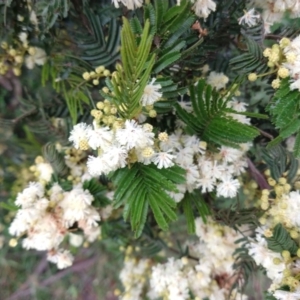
[
  {"xmin": 146, "ymin": 217, "xmax": 247, "ymax": 300},
  {"xmin": 69, "ymin": 119, "xmax": 176, "ymax": 177},
  {"xmin": 251, "ymin": 0, "xmax": 300, "ymax": 33},
  {"xmin": 248, "ymin": 227, "xmax": 286, "ymax": 289},
  {"xmin": 30, "ymin": 147, "xmax": 92, "ymax": 186},
  {"xmin": 206, "ymin": 71, "xmax": 229, "ymax": 91},
  {"xmin": 282, "ymin": 35, "xmax": 300, "ymax": 91},
  {"xmin": 248, "ymin": 183, "xmax": 300, "ymax": 299},
  {"xmin": 164, "ymin": 128, "xmax": 249, "ymax": 202},
  {"xmin": 118, "ymin": 217, "xmax": 248, "ymax": 300},
  {"xmin": 119, "ymin": 256, "xmax": 152, "ymax": 300},
  {"xmin": 9, "ymin": 182, "xmax": 101, "ymax": 269},
  {"xmin": 112, "ymin": 0, "xmax": 217, "ymax": 19}
]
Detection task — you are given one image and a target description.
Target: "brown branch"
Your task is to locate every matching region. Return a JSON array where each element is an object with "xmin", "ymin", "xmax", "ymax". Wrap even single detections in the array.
[
  {"xmin": 247, "ymin": 158, "xmax": 270, "ymax": 190},
  {"xmin": 6, "ymin": 256, "xmax": 98, "ymax": 300},
  {"xmin": 257, "ymin": 128, "xmax": 274, "ymax": 140}
]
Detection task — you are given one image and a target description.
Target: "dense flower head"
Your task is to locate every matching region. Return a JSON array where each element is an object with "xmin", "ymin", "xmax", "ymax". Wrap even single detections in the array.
[{"xmin": 9, "ymin": 181, "xmax": 101, "ymax": 269}]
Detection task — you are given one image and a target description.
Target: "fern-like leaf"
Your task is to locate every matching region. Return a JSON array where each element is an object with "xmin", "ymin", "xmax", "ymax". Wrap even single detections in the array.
[
  {"xmin": 175, "ymin": 79, "xmax": 259, "ymax": 147},
  {"xmin": 110, "ymin": 163, "xmax": 186, "ymax": 238},
  {"xmin": 266, "ymin": 223, "xmax": 298, "ymax": 255}
]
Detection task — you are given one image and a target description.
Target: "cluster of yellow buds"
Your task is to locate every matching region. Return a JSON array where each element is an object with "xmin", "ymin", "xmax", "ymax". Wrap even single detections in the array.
[
  {"xmin": 82, "ymin": 65, "xmax": 111, "ymax": 85},
  {"xmin": 247, "ymin": 38, "xmax": 292, "ymax": 89},
  {"xmin": 91, "ymin": 99, "xmax": 124, "ymax": 129},
  {"xmin": 0, "ymin": 41, "xmax": 26, "ymax": 76}
]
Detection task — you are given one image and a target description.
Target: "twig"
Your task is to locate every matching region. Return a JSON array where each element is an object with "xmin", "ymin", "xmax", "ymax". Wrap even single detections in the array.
[
  {"xmin": 6, "ymin": 256, "xmax": 98, "ymax": 300},
  {"xmin": 247, "ymin": 158, "xmax": 270, "ymax": 190},
  {"xmin": 12, "ymin": 108, "xmax": 37, "ymax": 125},
  {"xmin": 258, "ymin": 128, "xmax": 274, "ymax": 140}
]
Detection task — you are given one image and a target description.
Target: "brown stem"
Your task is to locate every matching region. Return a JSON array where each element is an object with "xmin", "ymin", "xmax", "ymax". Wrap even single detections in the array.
[
  {"xmin": 6, "ymin": 256, "xmax": 98, "ymax": 300},
  {"xmin": 257, "ymin": 129, "xmax": 274, "ymax": 140}
]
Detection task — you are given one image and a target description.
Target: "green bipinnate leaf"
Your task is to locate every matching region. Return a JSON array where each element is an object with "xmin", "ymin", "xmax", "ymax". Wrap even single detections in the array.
[
  {"xmin": 175, "ymin": 79, "xmax": 259, "ymax": 147},
  {"xmin": 111, "ymin": 163, "xmax": 186, "ymax": 238},
  {"xmin": 266, "ymin": 223, "xmax": 298, "ymax": 255}
]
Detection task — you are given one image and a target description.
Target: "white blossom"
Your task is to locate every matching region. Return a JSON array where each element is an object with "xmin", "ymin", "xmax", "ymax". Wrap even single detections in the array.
[
  {"xmin": 238, "ymin": 8, "xmax": 260, "ymax": 27},
  {"xmin": 141, "ymin": 78, "xmax": 162, "ymax": 106}
]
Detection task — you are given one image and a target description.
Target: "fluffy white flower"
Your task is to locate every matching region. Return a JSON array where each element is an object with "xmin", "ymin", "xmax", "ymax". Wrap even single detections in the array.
[
  {"xmin": 152, "ymin": 151, "xmax": 175, "ymax": 169},
  {"xmin": 15, "ymin": 182, "xmax": 44, "ymax": 208},
  {"xmin": 238, "ymin": 8, "xmax": 260, "ymax": 27},
  {"xmin": 47, "ymin": 249, "xmax": 74, "ymax": 269},
  {"xmin": 88, "ymin": 126, "xmax": 113, "ymax": 150},
  {"xmin": 273, "ymin": 289, "xmax": 300, "ymax": 300},
  {"xmin": 206, "ymin": 71, "xmax": 229, "ymax": 90},
  {"xmin": 141, "ymin": 78, "xmax": 162, "ymax": 106},
  {"xmin": 191, "ymin": 0, "xmax": 216, "ymax": 19},
  {"xmin": 22, "ymin": 213, "xmax": 64, "ymax": 251},
  {"xmin": 60, "ymin": 186, "xmax": 96, "ymax": 226},
  {"xmin": 69, "ymin": 123, "xmax": 92, "ymax": 149},
  {"xmin": 25, "ymin": 47, "xmax": 47, "ymax": 69},
  {"xmin": 36, "ymin": 162, "xmax": 54, "ymax": 182},
  {"xmin": 216, "ymin": 176, "xmax": 240, "ymax": 198},
  {"xmin": 116, "ymin": 120, "xmax": 154, "ymax": 150}
]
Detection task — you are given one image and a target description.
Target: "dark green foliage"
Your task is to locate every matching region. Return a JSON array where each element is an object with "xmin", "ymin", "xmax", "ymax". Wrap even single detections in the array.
[
  {"xmin": 101, "ymin": 17, "xmax": 155, "ymax": 119},
  {"xmin": 181, "ymin": 192, "xmax": 210, "ymax": 234},
  {"xmin": 77, "ymin": 8, "xmax": 121, "ymax": 67},
  {"xmin": 83, "ymin": 178, "xmax": 111, "ymax": 207},
  {"xmin": 262, "ymin": 145, "xmax": 298, "ymax": 182},
  {"xmin": 266, "ymin": 223, "xmax": 298, "ymax": 255},
  {"xmin": 35, "ymin": 0, "xmax": 70, "ymax": 31},
  {"xmin": 267, "ymin": 78, "xmax": 300, "ymax": 157},
  {"xmin": 110, "ymin": 163, "xmax": 186, "ymax": 238},
  {"xmin": 230, "ymin": 38, "xmax": 268, "ymax": 74},
  {"xmin": 175, "ymin": 79, "xmax": 259, "ymax": 147}
]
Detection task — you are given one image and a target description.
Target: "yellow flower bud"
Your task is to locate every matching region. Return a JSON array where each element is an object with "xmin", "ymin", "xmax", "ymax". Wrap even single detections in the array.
[
  {"xmin": 158, "ymin": 132, "xmax": 169, "ymax": 142},
  {"xmin": 92, "ymin": 79, "xmax": 99, "ymax": 85},
  {"xmin": 279, "ymin": 37, "xmax": 290, "ymax": 48},
  {"xmin": 268, "ymin": 178, "xmax": 276, "ymax": 186},
  {"xmin": 82, "ymin": 72, "xmax": 90, "ymax": 80},
  {"xmin": 263, "ymin": 48, "xmax": 272, "ymax": 57},
  {"xmin": 103, "ymin": 69, "xmax": 110, "ymax": 76},
  {"xmin": 272, "ymin": 79, "xmax": 281, "ymax": 89},
  {"xmin": 282, "ymin": 250, "xmax": 291, "ymax": 261},
  {"xmin": 149, "ymin": 109, "xmax": 157, "ymax": 118},
  {"xmin": 286, "ymin": 53, "xmax": 296, "ymax": 63},
  {"xmin": 278, "ymin": 177, "xmax": 287, "ymax": 185},
  {"xmin": 142, "ymin": 147, "xmax": 154, "ymax": 158},
  {"xmin": 28, "ymin": 47, "xmax": 36, "ymax": 55},
  {"xmin": 273, "ymin": 257, "xmax": 282, "ymax": 265},
  {"xmin": 96, "ymin": 101, "xmax": 105, "ymax": 110},
  {"xmin": 9, "ymin": 238, "xmax": 18, "ymax": 247},
  {"xmin": 278, "ymin": 67, "xmax": 289, "ymax": 78},
  {"xmin": 8, "ymin": 48, "xmax": 17, "ymax": 56},
  {"xmin": 95, "ymin": 65, "xmax": 105, "ymax": 74},
  {"xmin": 290, "ymin": 230, "xmax": 298, "ymax": 239},
  {"xmin": 12, "ymin": 67, "xmax": 21, "ymax": 76},
  {"xmin": 248, "ymin": 73, "xmax": 257, "ymax": 81},
  {"xmin": 102, "ymin": 86, "xmax": 109, "ymax": 94},
  {"xmin": 14, "ymin": 55, "xmax": 23, "ymax": 63},
  {"xmin": 262, "ymin": 189, "xmax": 270, "ymax": 196}
]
